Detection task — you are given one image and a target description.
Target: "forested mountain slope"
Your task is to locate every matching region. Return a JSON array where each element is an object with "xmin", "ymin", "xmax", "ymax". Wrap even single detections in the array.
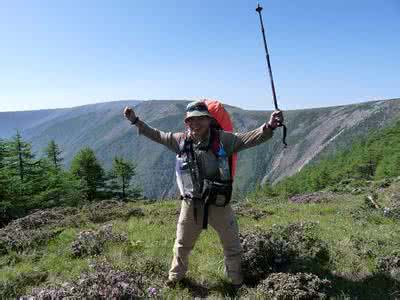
[{"xmin": 1, "ymin": 98, "xmax": 399, "ymax": 198}]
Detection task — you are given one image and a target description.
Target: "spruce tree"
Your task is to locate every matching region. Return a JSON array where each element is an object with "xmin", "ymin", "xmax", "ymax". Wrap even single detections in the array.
[
  {"xmin": 109, "ymin": 157, "xmax": 137, "ymax": 200},
  {"xmin": 45, "ymin": 140, "xmax": 63, "ymax": 169},
  {"xmin": 70, "ymin": 147, "xmax": 104, "ymax": 201},
  {"xmin": 5, "ymin": 131, "xmax": 35, "ymax": 182},
  {"xmin": 0, "ymin": 133, "xmax": 40, "ymax": 223},
  {"xmin": 0, "ymin": 139, "xmax": 6, "ymax": 169}
]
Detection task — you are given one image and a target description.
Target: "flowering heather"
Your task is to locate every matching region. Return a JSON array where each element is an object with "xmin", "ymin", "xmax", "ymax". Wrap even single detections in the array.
[
  {"xmin": 22, "ymin": 261, "xmax": 151, "ymax": 299},
  {"xmin": 71, "ymin": 224, "xmax": 127, "ymax": 257},
  {"xmin": 257, "ymin": 272, "xmax": 331, "ymax": 299},
  {"xmin": 240, "ymin": 222, "xmax": 330, "ymax": 285}
]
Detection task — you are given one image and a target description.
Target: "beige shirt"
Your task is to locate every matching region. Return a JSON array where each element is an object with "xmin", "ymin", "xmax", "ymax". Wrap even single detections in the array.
[{"xmin": 135, "ymin": 120, "xmax": 273, "ymax": 180}]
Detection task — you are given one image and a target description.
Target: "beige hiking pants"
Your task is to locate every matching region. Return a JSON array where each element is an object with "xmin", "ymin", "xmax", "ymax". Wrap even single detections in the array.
[{"xmin": 168, "ymin": 199, "xmax": 243, "ymax": 285}]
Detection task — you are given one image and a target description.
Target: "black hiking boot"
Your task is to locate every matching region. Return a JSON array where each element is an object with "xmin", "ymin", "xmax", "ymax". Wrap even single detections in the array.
[{"xmin": 231, "ymin": 283, "xmax": 243, "ymax": 291}]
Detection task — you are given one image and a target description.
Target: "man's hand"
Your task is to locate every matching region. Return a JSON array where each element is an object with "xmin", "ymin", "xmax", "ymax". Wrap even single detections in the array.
[
  {"xmin": 123, "ymin": 106, "xmax": 137, "ymax": 123},
  {"xmin": 268, "ymin": 110, "xmax": 284, "ymax": 129}
]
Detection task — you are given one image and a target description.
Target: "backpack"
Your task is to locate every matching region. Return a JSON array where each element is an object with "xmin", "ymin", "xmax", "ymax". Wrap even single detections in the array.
[{"xmin": 202, "ymin": 99, "xmax": 237, "ymax": 179}]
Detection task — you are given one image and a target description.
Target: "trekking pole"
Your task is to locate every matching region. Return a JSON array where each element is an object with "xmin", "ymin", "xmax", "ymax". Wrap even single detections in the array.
[{"xmin": 256, "ymin": 3, "xmax": 287, "ymax": 147}]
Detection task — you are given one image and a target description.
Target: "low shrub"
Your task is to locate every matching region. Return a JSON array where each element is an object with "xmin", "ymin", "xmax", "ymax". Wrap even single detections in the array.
[
  {"xmin": 240, "ymin": 222, "xmax": 330, "ymax": 285},
  {"xmin": 256, "ymin": 272, "xmax": 331, "ymax": 299},
  {"xmin": 376, "ymin": 253, "xmax": 400, "ymax": 282},
  {"xmin": 71, "ymin": 224, "xmax": 127, "ymax": 257},
  {"xmin": 22, "ymin": 261, "xmax": 156, "ymax": 299}
]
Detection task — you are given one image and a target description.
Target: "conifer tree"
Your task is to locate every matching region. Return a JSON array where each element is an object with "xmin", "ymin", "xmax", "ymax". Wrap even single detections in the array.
[
  {"xmin": 109, "ymin": 157, "xmax": 137, "ymax": 200},
  {"xmin": 70, "ymin": 147, "xmax": 104, "ymax": 201},
  {"xmin": 45, "ymin": 140, "xmax": 63, "ymax": 169},
  {"xmin": 6, "ymin": 131, "xmax": 35, "ymax": 182},
  {"xmin": 31, "ymin": 141, "xmax": 86, "ymax": 208},
  {"xmin": 0, "ymin": 139, "xmax": 6, "ymax": 169},
  {"xmin": 0, "ymin": 139, "xmax": 9, "ymax": 217},
  {"xmin": 0, "ymin": 133, "xmax": 41, "ymax": 223}
]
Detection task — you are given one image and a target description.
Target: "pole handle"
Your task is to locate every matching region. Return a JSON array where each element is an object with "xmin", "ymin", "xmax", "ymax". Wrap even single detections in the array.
[{"xmin": 282, "ymin": 124, "xmax": 287, "ymax": 148}]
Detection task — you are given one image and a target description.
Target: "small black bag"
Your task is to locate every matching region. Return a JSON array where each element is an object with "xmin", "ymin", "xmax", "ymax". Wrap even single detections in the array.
[
  {"xmin": 202, "ymin": 179, "xmax": 233, "ymax": 207},
  {"xmin": 201, "ymin": 179, "xmax": 233, "ymax": 229}
]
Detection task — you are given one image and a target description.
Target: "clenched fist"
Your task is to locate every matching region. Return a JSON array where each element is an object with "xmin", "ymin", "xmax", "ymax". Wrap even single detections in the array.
[
  {"xmin": 267, "ymin": 110, "xmax": 284, "ymax": 129},
  {"xmin": 123, "ymin": 106, "xmax": 137, "ymax": 123}
]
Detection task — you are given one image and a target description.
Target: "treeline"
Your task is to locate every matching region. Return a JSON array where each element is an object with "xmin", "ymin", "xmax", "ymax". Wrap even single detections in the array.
[
  {"xmin": 0, "ymin": 132, "xmax": 140, "ymax": 226},
  {"xmin": 256, "ymin": 120, "xmax": 400, "ymax": 198}
]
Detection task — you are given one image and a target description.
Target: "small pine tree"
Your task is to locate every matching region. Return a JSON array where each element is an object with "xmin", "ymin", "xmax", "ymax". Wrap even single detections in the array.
[
  {"xmin": 33, "ymin": 170, "xmax": 88, "ymax": 208},
  {"xmin": 0, "ymin": 139, "xmax": 6, "ymax": 169},
  {"xmin": 45, "ymin": 140, "xmax": 63, "ymax": 169},
  {"xmin": 5, "ymin": 131, "xmax": 35, "ymax": 182},
  {"xmin": 70, "ymin": 147, "xmax": 105, "ymax": 201},
  {"xmin": 109, "ymin": 157, "xmax": 138, "ymax": 200},
  {"xmin": 0, "ymin": 133, "xmax": 42, "ymax": 223}
]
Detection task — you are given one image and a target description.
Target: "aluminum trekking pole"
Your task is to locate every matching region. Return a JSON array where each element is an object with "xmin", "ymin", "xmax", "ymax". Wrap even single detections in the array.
[{"xmin": 256, "ymin": 3, "xmax": 287, "ymax": 147}]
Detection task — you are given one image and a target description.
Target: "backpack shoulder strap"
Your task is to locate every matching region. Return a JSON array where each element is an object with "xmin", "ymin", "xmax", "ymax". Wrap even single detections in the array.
[
  {"xmin": 210, "ymin": 128, "xmax": 220, "ymax": 155},
  {"xmin": 211, "ymin": 130, "xmax": 233, "ymax": 178},
  {"xmin": 178, "ymin": 132, "xmax": 192, "ymax": 155}
]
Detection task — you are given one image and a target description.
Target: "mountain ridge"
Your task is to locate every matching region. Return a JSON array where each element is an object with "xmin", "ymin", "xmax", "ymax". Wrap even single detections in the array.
[{"xmin": 1, "ymin": 98, "xmax": 399, "ymax": 198}]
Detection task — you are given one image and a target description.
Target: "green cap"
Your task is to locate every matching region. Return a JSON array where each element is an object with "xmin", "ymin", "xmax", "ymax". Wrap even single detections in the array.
[{"xmin": 185, "ymin": 101, "xmax": 212, "ymax": 120}]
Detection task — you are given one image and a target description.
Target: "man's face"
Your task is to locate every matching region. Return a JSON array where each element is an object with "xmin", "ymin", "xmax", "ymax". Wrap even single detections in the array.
[{"xmin": 185, "ymin": 116, "xmax": 211, "ymax": 140}]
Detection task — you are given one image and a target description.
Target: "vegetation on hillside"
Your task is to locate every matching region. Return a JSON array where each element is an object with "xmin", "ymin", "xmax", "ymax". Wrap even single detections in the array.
[
  {"xmin": 1, "ymin": 182, "xmax": 399, "ymax": 298},
  {"xmin": 1, "ymin": 118, "xmax": 400, "ymax": 298},
  {"xmin": 253, "ymin": 120, "xmax": 400, "ymax": 198},
  {"xmin": 0, "ymin": 133, "xmax": 141, "ymax": 226}
]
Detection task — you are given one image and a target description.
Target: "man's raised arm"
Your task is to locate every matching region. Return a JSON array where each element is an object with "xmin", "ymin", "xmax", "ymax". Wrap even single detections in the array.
[{"xmin": 123, "ymin": 106, "xmax": 182, "ymax": 153}]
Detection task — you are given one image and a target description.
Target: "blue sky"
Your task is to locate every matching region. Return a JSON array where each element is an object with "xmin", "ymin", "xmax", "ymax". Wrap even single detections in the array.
[{"xmin": 0, "ymin": 0, "xmax": 399, "ymax": 112}]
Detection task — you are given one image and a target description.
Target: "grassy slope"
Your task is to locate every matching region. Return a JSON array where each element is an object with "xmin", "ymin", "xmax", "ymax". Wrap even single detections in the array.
[{"xmin": 1, "ymin": 182, "xmax": 400, "ymax": 299}]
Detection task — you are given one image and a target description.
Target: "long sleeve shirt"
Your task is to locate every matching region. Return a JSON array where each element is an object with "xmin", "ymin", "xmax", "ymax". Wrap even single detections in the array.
[{"xmin": 135, "ymin": 119, "xmax": 273, "ymax": 181}]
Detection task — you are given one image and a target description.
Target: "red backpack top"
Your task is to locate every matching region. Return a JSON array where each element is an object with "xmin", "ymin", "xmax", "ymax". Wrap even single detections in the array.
[{"xmin": 202, "ymin": 99, "xmax": 238, "ymax": 179}]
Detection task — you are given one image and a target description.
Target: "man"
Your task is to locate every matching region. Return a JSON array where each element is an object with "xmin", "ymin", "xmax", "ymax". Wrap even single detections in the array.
[{"xmin": 124, "ymin": 101, "xmax": 283, "ymax": 288}]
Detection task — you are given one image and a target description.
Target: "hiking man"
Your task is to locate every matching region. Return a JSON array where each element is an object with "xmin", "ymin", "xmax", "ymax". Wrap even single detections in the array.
[{"xmin": 123, "ymin": 101, "xmax": 283, "ymax": 288}]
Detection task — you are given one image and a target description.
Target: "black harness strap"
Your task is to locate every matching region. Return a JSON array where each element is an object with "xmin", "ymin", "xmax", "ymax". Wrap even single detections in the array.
[
  {"xmin": 199, "ymin": 129, "xmax": 217, "ymax": 230},
  {"xmin": 202, "ymin": 203, "xmax": 209, "ymax": 229},
  {"xmin": 180, "ymin": 129, "xmax": 233, "ymax": 230}
]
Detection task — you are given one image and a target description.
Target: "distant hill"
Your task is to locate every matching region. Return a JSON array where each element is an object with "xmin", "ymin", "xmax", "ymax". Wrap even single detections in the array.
[
  {"xmin": 1, "ymin": 98, "xmax": 400, "ymax": 199},
  {"xmin": 0, "ymin": 100, "xmax": 142, "ymax": 138}
]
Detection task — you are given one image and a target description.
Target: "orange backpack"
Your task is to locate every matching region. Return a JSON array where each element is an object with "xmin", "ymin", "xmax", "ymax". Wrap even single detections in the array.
[{"xmin": 202, "ymin": 99, "xmax": 238, "ymax": 179}]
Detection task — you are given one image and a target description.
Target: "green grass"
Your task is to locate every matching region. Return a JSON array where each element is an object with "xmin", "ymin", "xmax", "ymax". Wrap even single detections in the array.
[{"xmin": 1, "ymin": 184, "xmax": 400, "ymax": 298}]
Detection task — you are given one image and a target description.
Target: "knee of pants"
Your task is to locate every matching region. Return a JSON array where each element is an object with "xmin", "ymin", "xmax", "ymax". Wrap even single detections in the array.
[
  {"xmin": 216, "ymin": 236, "xmax": 242, "ymax": 260},
  {"xmin": 224, "ymin": 248, "xmax": 242, "ymax": 260},
  {"xmin": 174, "ymin": 237, "xmax": 195, "ymax": 251},
  {"xmin": 173, "ymin": 229, "xmax": 200, "ymax": 255}
]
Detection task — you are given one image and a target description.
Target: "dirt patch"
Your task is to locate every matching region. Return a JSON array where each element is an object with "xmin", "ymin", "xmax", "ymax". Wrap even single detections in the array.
[{"xmin": 289, "ymin": 192, "xmax": 336, "ymax": 204}]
